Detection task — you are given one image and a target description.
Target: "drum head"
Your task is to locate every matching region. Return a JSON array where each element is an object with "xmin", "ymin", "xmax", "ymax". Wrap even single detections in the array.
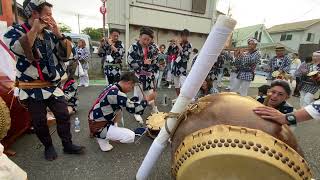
[
  {"xmin": 146, "ymin": 112, "xmax": 167, "ymax": 131},
  {"xmin": 272, "ymin": 71, "xmax": 281, "ymax": 78},
  {"xmin": 0, "ymin": 97, "xmax": 11, "ymax": 140},
  {"xmin": 307, "ymin": 71, "xmax": 318, "ymax": 77},
  {"xmin": 173, "ymin": 125, "xmax": 313, "ymax": 180}
]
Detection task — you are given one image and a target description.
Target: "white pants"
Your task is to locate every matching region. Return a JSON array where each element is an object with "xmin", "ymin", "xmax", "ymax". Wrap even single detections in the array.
[
  {"xmin": 100, "ymin": 125, "xmax": 135, "ymax": 143},
  {"xmin": 231, "ymin": 78, "xmax": 251, "ymax": 96},
  {"xmin": 300, "ymin": 91, "xmax": 315, "ymax": 108},
  {"xmin": 105, "ymin": 75, "xmax": 109, "ymax": 86},
  {"xmin": 79, "ymin": 69, "xmax": 89, "ymax": 86},
  {"xmin": 289, "ymin": 79, "xmax": 297, "ymax": 91},
  {"xmin": 156, "ymin": 71, "xmax": 164, "ymax": 88},
  {"xmin": 173, "ymin": 75, "xmax": 186, "ymax": 88},
  {"xmin": 166, "ymin": 62, "xmax": 173, "ymax": 82},
  {"xmin": 217, "ymin": 71, "xmax": 224, "ymax": 87},
  {"xmin": 228, "ymin": 72, "xmax": 237, "ymax": 89}
]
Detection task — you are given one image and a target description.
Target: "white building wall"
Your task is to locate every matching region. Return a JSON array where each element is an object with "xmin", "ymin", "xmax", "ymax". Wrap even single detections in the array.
[
  {"xmin": 129, "ymin": 25, "xmax": 207, "ymax": 51},
  {"xmin": 106, "ymin": 0, "xmax": 126, "ymax": 28},
  {"xmin": 302, "ymin": 23, "xmax": 320, "ymax": 45},
  {"xmin": 129, "ymin": 6, "xmax": 212, "ymax": 34},
  {"xmin": 270, "ymin": 31, "xmax": 304, "ymax": 51},
  {"xmin": 105, "ymin": 0, "xmax": 217, "ymax": 60}
]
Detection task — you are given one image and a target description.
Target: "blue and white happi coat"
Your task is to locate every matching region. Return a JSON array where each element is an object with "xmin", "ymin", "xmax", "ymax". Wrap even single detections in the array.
[
  {"xmin": 267, "ymin": 55, "xmax": 291, "ymax": 80},
  {"xmin": 3, "ymin": 22, "xmax": 67, "ymax": 100},
  {"xmin": 98, "ymin": 40, "xmax": 125, "ymax": 84},
  {"xmin": 169, "ymin": 42, "xmax": 192, "ymax": 77},
  {"xmin": 89, "ymin": 84, "xmax": 148, "ymax": 127},
  {"xmin": 127, "ymin": 41, "xmax": 159, "ymax": 91},
  {"xmin": 235, "ymin": 50, "xmax": 261, "ymax": 81}
]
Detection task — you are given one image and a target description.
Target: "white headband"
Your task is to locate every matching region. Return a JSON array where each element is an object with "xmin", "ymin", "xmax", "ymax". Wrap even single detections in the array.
[{"xmin": 313, "ymin": 51, "xmax": 320, "ymax": 56}]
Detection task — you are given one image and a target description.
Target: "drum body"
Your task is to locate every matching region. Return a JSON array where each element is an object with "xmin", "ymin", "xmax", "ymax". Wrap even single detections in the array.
[
  {"xmin": 171, "ymin": 93, "xmax": 312, "ymax": 180},
  {"xmin": 0, "ymin": 80, "xmax": 31, "ymax": 149},
  {"xmin": 0, "ymin": 97, "xmax": 11, "ymax": 140}
]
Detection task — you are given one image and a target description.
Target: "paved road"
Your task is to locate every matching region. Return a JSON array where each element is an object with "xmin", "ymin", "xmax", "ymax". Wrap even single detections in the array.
[{"xmin": 10, "ymin": 85, "xmax": 320, "ymax": 180}]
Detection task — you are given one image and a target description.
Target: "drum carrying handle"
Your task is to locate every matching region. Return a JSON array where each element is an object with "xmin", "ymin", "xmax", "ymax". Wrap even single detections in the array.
[
  {"xmin": 165, "ymin": 102, "xmax": 211, "ymax": 141},
  {"xmin": 228, "ymin": 126, "xmax": 257, "ymax": 136}
]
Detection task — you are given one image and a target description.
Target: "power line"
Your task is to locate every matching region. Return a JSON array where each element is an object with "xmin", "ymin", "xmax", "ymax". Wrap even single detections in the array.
[{"xmin": 289, "ymin": 1, "xmax": 320, "ymax": 22}]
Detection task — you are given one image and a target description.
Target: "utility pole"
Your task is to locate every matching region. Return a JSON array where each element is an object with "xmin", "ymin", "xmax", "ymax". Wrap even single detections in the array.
[
  {"xmin": 77, "ymin": 14, "xmax": 81, "ymax": 34},
  {"xmin": 13, "ymin": 0, "xmax": 19, "ymax": 24},
  {"xmin": 227, "ymin": 1, "xmax": 232, "ymax": 17},
  {"xmin": 100, "ymin": 0, "xmax": 107, "ymax": 37}
]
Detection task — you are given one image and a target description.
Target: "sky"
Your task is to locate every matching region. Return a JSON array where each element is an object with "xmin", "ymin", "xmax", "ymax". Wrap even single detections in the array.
[
  {"xmin": 17, "ymin": 0, "xmax": 320, "ymax": 32},
  {"xmin": 217, "ymin": 0, "xmax": 320, "ymax": 28}
]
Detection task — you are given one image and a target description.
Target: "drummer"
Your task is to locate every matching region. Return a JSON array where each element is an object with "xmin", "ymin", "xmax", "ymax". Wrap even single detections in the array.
[
  {"xmin": 266, "ymin": 46, "xmax": 291, "ymax": 84},
  {"xmin": 89, "ymin": 72, "xmax": 156, "ymax": 152},
  {"xmin": 258, "ymin": 80, "xmax": 294, "ymax": 114},
  {"xmin": 254, "ymin": 96, "xmax": 320, "ymax": 126}
]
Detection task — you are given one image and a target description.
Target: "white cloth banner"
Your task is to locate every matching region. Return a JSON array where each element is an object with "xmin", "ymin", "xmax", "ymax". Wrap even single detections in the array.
[{"xmin": 0, "ymin": 39, "xmax": 16, "ymax": 81}]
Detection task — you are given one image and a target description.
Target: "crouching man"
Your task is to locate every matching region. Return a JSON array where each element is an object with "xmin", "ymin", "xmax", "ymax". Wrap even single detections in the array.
[{"xmin": 88, "ymin": 72, "xmax": 156, "ymax": 151}]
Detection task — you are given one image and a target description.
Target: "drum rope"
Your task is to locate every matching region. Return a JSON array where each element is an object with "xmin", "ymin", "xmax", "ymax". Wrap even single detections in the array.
[{"xmin": 164, "ymin": 103, "xmax": 202, "ymax": 142}]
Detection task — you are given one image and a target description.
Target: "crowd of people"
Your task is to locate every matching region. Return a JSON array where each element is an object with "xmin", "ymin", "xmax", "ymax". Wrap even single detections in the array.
[{"xmin": 1, "ymin": 0, "xmax": 320, "ymax": 179}]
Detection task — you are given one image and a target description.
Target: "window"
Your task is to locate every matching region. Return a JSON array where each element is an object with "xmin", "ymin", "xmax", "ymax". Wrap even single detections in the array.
[
  {"xmin": 0, "ymin": 0, "xmax": 3, "ymax": 16},
  {"xmin": 306, "ymin": 33, "xmax": 315, "ymax": 42},
  {"xmin": 258, "ymin": 32, "xmax": 262, "ymax": 42},
  {"xmin": 286, "ymin": 34, "xmax": 292, "ymax": 40},
  {"xmin": 192, "ymin": 0, "xmax": 207, "ymax": 14},
  {"xmin": 280, "ymin": 33, "xmax": 293, "ymax": 41},
  {"xmin": 280, "ymin": 34, "xmax": 286, "ymax": 41},
  {"xmin": 254, "ymin": 31, "xmax": 259, "ymax": 40}
]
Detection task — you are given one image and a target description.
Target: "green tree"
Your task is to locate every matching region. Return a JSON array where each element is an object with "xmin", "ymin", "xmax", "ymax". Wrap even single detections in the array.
[
  {"xmin": 82, "ymin": 27, "xmax": 104, "ymax": 41},
  {"xmin": 58, "ymin": 22, "xmax": 72, "ymax": 33}
]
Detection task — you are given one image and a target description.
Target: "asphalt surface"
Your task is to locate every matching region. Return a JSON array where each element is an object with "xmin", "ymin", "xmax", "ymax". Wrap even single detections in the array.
[{"xmin": 10, "ymin": 85, "xmax": 320, "ymax": 180}]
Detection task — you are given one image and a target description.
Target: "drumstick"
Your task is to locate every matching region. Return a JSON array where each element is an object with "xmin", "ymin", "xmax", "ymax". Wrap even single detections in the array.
[
  {"xmin": 137, "ymin": 83, "xmax": 147, "ymax": 100},
  {"xmin": 152, "ymin": 78, "xmax": 157, "ymax": 92}
]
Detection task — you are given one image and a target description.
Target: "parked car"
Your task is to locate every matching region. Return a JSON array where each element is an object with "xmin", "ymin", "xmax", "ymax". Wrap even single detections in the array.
[{"xmin": 256, "ymin": 58, "xmax": 269, "ymax": 72}]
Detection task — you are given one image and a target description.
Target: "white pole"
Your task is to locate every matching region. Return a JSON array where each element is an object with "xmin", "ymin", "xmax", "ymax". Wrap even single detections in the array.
[{"xmin": 136, "ymin": 15, "xmax": 237, "ymax": 180}]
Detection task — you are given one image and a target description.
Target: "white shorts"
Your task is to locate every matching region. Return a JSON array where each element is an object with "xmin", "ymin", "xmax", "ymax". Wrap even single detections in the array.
[{"xmin": 173, "ymin": 75, "xmax": 186, "ymax": 88}]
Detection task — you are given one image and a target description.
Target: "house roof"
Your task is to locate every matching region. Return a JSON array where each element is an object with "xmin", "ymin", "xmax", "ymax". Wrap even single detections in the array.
[
  {"xmin": 268, "ymin": 19, "xmax": 320, "ymax": 34},
  {"xmin": 232, "ymin": 24, "xmax": 264, "ymax": 43},
  {"xmin": 258, "ymin": 43, "xmax": 296, "ymax": 53}
]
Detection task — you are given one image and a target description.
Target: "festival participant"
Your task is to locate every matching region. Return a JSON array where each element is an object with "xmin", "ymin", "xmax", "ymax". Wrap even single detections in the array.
[
  {"xmin": 289, "ymin": 53, "xmax": 301, "ymax": 96},
  {"xmin": 3, "ymin": 0, "xmax": 85, "ymax": 161},
  {"xmin": 89, "ymin": 72, "xmax": 156, "ymax": 151},
  {"xmin": 258, "ymin": 80, "xmax": 294, "ymax": 114},
  {"xmin": 127, "ymin": 27, "xmax": 159, "ymax": 124},
  {"xmin": 98, "ymin": 29, "xmax": 125, "ymax": 85},
  {"xmin": 195, "ymin": 78, "xmax": 217, "ymax": 100},
  {"xmin": 75, "ymin": 39, "xmax": 90, "ymax": 87},
  {"xmin": 231, "ymin": 38, "xmax": 261, "ymax": 96},
  {"xmin": 266, "ymin": 46, "xmax": 291, "ymax": 84},
  {"xmin": 295, "ymin": 51, "xmax": 320, "ymax": 107},
  {"xmin": 169, "ymin": 29, "xmax": 192, "ymax": 96},
  {"xmin": 155, "ymin": 44, "xmax": 167, "ymax": 88},
  {"xmin": 254, "ymin": 97, "xmax": 320, "ymax": 126}
]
